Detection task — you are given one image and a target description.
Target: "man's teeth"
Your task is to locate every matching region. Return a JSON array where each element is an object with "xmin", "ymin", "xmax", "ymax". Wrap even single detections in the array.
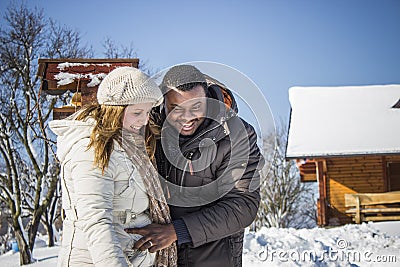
[{"xmin": 183, "ymin": 122, "xmax": 194, "ymax": 128}]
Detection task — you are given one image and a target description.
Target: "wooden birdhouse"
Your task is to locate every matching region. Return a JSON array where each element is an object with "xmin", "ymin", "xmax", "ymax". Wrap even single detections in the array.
[{"xmin": 37, "ymin": 58, "xmax": 139, "ymax": 120}]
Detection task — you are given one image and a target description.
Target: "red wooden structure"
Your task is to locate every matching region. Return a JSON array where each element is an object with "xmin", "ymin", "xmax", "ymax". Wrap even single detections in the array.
[{"xmin": 37, "ymin": 58, "xmax": 139, "ymax": 119}]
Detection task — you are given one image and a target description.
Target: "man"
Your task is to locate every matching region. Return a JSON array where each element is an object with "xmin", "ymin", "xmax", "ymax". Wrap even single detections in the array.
[{"xmin": 127, "ymin": 65, "xmax": 264, "ymax": 266}]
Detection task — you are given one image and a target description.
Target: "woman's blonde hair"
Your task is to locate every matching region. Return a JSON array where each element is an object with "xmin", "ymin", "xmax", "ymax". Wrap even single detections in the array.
[{"xmin": 75, "ymin": 104, "xmax": 159, "ymax": 173}]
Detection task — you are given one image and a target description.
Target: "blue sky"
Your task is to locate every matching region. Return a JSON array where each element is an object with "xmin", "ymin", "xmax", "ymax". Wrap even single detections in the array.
[{"xmin": 1, "ymin": 0, "xmax": 400, "ymax": 128}]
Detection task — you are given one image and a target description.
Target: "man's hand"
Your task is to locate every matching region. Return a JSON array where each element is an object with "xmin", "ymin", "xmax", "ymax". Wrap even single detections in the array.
[{"xmin": 125, "ymin": 223, "xmax": 177, "ymax": 253}]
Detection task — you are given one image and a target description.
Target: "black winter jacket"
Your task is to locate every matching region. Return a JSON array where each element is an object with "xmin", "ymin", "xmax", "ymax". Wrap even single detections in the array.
[{"xmin": 154, "ymin": 84, "xmax": 264, "ymax": 267}]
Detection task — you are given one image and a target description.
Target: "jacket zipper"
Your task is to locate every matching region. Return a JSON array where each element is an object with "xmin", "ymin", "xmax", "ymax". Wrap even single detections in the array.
[
  {"xmin": 179, "ymin": 152, "xmax": 194, "ymax": 191},
  {"xmin": 184, "ymin": 244, "xmax": 189, "ymax": 267},
  {"xmin": 166, "ymin": 121, "xmax": 225, "ymax": 189},
  {"xmin": 177, "ymin": 123, "xmax": 224, "ymax": 190}
]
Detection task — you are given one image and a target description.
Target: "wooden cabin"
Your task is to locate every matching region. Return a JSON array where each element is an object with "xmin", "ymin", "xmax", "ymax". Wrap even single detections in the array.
[
  {"xmin": 37, "ymin": 58, "xmax": 139, "ymax": 119},
  {"xmin": 286, "ymin": 85, "xmax": 400, "ymax": 226}
]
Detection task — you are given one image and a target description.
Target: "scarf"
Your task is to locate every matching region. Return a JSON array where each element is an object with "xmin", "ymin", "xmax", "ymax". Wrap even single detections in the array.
[{"xmin": 120, "ymin": 130, "xmax": 177, "ymax": 267}]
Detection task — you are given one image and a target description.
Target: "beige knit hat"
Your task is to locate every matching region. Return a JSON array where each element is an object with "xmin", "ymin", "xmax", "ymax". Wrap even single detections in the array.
[{"xmin": 97, "ymin": 67, "xmax": 163, "ymax": 106}]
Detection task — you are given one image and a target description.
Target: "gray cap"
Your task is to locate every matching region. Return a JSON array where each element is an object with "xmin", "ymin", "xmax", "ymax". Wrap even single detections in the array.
[{"xmin": 161, "ymin": 65, "xmax": 206, "ymax": 92}]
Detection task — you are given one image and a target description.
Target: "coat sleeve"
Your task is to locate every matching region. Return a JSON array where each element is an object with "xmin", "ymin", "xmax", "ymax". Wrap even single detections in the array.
[
  {"xmin": 181, "ymin": 119, "xmax": 264, "ymax": 247},
  {"xmin": 69, "ymin": 142, "xmax": 128, "ymax": 267}
]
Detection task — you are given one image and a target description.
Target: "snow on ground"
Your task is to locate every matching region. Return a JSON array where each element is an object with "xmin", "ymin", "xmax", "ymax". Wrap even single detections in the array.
[
  {"xmin": 0, "ymin": 245, "xmax": 58, "ymax": 267},
  {"xmin": 1, "ymin": 221, "xmax": 399, "ymax": 266},
  {"xmin": 243, "ymin": 221, "xmax": 400, "ymax": 267}
]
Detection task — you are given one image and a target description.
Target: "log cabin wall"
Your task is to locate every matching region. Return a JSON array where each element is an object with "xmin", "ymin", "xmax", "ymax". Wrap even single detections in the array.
[{"xmin": 325, "ymin": 156, "xmax": 386, "ymax": 225}]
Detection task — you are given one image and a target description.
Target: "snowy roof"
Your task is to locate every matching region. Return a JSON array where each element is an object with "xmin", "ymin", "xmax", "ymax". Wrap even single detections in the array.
[{"xmin": 286, "ymin": 84, "xmax": 400, "ymax": 159}]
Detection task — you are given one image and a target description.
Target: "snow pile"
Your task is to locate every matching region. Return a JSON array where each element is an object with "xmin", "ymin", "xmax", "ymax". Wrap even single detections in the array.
[
  {"xmin": 0, "ymin": 236, "xmax": 59, "ymax": 267},
  {"xmin": 54, "ymin": 72, "xmax": 107, "ymax": 87},
  {"xmin": 57, "ymin": 62, "xmax": 111, "ymax": 70},
  {"xmin": 1, "ymin": 222, "xmax": 399, "ymax": 266},
  {"xmin": 0, "ymin": 246, "xmax": 59, "ymax": 267},
  {"xmin": 243, "ymin": 222, "xmax": 400, "ymax": 266},
  {"xmin": 54, "ymin": 63, "xmax": 110, "ymax": 87}
]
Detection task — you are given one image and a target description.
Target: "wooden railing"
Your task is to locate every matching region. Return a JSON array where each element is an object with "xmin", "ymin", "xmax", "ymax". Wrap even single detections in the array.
[{"xmin": 345, "ymin": 191, "xmax": 400, "ymax": 224}]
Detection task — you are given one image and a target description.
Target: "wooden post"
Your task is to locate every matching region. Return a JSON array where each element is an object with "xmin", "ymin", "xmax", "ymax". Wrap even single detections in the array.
[
  {"xmin": 316, "ymin": 160, "xmax": 327, "ymax": 226},
  {"xmin": 355, "ymin": 196, "xmax": 361, "ymax": 224}
]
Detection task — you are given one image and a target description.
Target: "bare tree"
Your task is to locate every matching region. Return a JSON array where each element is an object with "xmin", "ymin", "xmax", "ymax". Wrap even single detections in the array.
[
  {"xmin": 102, "ymin": 36, "xmax": 156, "ymax": 75},
  {"xmin": 39, "ymin": 163, "xmax": 61, "ymax": 247},
  {"xmin": 253, "ymin": 121, "xmax": 316, "ymax": 230},
  {"xmin": 45, "ymin": 19, "xmax": 94, "ymax": 59},
  {"xmin": 0, "ymin": 202, "xmax": 12, "ymax": 255},
  {"xmin": 0, "ymin": 3, "xmax": 92, "ymax": 265}
]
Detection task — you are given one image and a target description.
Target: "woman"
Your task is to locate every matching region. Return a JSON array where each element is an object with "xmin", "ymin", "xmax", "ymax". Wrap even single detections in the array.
[{"xmin": 50, "ymin": 67, "xmax": 177, "ymax": 267}]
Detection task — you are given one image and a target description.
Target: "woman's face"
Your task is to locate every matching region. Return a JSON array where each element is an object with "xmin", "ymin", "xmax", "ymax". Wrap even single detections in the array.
[{"xmin": 122, "ymin": 102, "xmax": 154, "ymax": 134}]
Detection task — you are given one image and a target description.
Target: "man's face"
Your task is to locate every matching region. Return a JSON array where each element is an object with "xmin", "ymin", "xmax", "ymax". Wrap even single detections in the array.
[{"xmin": 165, "ymin": 85, "xmax": 207, "ymax": 136}]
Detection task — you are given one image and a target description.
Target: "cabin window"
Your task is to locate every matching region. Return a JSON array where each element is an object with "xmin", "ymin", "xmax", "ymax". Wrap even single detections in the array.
[{"xmin": 387, "ymin": 162, "xmax": 400, "ymax": 191}]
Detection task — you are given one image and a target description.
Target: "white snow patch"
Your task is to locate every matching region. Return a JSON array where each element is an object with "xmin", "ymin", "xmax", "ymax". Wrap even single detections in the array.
[
  {"xmin": 54, "ymin": 72, "xmax": 107, "ymax": 87},
  {"xmin": 243, "ymin": 221, "xmax": 400, "ymax": 266},
  {"xmin": 53, "ymin": 72, "xmax": 77, "ymax": 86},
  {"xmin": 57, "ymin": 62, "xmax": 111, "ymax": 71},
  {"xmin": 0, "ymin": 246, "xmax": 59, "ymax": 267},
  {"xmin": 87, "ymin": 73, "xmax": 107, "ymax": 87},
  {"xmin": 45, "ymin": 95, "xmax": 57, "ymax": 102},
  {"xmin": 54, "ymin": 62, "xmax": 112, "ymax": 87}
]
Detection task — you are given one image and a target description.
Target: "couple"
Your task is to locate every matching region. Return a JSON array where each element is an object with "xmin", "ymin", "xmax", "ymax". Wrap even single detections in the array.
[{"xmin": 50, "ymin": 64, "xmax": 264, "ymax": 267}]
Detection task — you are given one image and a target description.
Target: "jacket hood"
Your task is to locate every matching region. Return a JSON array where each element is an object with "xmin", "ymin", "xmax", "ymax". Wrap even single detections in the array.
[
  {"xmin": 49, "ymin": 116, "xmax": 95, "ymax": 162},
  {"xmin": 204, "ymin": 74, "xmax": 238, "ymax": 117},
  {"xmin": 207, "ymin": 84, "xmax": 238, "ymax": 121}
]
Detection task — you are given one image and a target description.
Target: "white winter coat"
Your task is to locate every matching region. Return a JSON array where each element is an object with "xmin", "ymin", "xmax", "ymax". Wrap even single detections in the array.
[{"xmin": 49, "ymin": 117, "xmax": 155, "ymax": 267}]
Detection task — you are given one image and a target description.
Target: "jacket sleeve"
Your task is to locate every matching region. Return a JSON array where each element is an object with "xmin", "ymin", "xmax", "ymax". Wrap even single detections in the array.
[
  {"xmin": 181, "ymin": 119, "xmax": 264, "ymax": 247},
  {"xmin": 69, "ymin": 142, "xmax": 128, "ymax": 267}
]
